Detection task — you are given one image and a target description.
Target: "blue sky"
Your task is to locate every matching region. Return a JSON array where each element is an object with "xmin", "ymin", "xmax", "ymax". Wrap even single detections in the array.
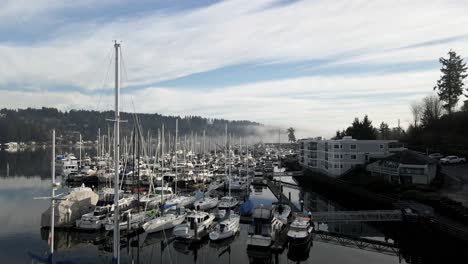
[{"xmin": 1, "ymin": 0, "xmax": 468, "ymax": 137}]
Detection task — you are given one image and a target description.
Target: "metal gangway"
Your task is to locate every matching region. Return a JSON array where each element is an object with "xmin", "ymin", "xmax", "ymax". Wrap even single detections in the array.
[
  {"xmin": 311, "ymin": 210, "xmax": 403, "ymax": 223},
  {"xmin": 314, "ymin": 230, "xmax": 399, "ymax": 256}
]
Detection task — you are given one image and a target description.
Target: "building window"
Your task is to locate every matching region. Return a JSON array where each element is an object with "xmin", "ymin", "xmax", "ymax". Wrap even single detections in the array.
[
  {"xmin": 340, "ymin": 164, "xmax": 343, "ymax": 168},
  {"xmin": 334, "ymin": 154, "xmax": 340, "ymax": 159},
  {"xmin": 380, "ymin": 144, "xmax": 384, "ymax": 149},
  {"xmin": 334, "ymin": 144, "xmax": 339, "ymax": 149},
  {"xmin": 350, "ymin": 144, "xmax": 357, "ymax": 150},
  {"xmin": 351, "ymin": 154, "xmax": 357, "ymax": 160},
  {"xmin": 334, "ymin": 164, "xmax": 339, "ymax": 168}
]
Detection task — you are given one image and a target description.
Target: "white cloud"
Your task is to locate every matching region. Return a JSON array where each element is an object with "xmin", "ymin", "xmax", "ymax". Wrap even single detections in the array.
[
  {"xmin": 1, "ymin": 0, "xmax": 468, "ymax": 137},
  {"xmin": 0, "ymin": 70, "xmax": 441, "ymax": 138},
  {"xmin": 1, "ymin": 0, "xmax": 468, "ymax": 89}
]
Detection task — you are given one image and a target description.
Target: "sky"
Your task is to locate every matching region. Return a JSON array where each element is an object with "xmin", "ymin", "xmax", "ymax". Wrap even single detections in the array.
[{"xmin": 1, "ymin": 0, "xmax": 468, "ymax": 138}]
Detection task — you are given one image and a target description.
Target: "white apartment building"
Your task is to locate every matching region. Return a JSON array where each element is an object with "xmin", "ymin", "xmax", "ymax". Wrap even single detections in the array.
[{"xmin": 297, "ymin": 136, "xmax": 404, "ymax": 177}]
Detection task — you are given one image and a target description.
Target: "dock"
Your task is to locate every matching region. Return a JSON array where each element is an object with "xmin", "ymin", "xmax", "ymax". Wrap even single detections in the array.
[
  {"xmin": 310, "ymin": 210, "xmax": 403, "ymax": 223},
  {"xmin": 270, "ymin": 227, "xmax": 289, "ymax": 252},
  {"xmin": 266, "ymin": 179, "xmax": 301, "ymax": 212}
]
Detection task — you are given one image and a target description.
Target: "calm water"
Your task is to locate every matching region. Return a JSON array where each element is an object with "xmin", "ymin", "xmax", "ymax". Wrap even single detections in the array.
[{"xmin": 0, "ymin": 148, "xmax": 413, "ymax": 263}]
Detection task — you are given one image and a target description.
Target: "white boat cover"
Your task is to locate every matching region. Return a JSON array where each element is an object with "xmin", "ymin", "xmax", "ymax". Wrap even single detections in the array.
[{"xmin": 41, "ymin": 189, "xmax": 99, "ymax": 227}]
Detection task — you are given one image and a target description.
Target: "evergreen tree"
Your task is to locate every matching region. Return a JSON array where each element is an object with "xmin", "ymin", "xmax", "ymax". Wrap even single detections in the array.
[
  {"xmin": 287, "ymin": 127, "xmax": 296, "ymax": 143},
  {"xmin": 434, "ymin": 50, "xmax": 467, "ymax": 115},
  {"xmin": 343, "ymin": 115, "xmax": 377, "ymax": 140},
  {"xmin": 379, "ymin": 122, "xmax": 390, "ymax": 139}
]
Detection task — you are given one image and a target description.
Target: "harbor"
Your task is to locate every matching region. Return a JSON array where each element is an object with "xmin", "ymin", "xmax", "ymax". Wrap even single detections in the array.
[{"xmin": 1, "ymin": 145, "xmax": 468, "ymax": 264}]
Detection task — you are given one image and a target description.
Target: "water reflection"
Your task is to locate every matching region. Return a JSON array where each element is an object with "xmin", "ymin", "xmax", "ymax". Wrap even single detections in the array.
[{"xmin": 3, "ymin": 149, "xmax": 458, "ymax": 263}]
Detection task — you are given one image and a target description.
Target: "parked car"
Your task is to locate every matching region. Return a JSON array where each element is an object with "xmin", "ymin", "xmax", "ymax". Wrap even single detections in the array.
[
  {"xmin": 440, "ymin": 156, "xmax": 466, "ymax": 165},
  {"xmin": 428, "ymin": 153, "xmax": 444, "ymax": 160}
]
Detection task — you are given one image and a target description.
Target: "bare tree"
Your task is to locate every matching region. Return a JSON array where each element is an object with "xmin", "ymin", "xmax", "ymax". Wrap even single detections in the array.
[
  {"xmin": 421, "ymin": 95, "xmax": 444, "ymax": 127},
  {"xmin": 410, "ymin": 102, "xmax": 423, "ymax": 127}
]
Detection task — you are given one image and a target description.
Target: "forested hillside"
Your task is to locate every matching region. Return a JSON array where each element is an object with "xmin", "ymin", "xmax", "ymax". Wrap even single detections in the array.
[{"xmin": 0, "ymin": 107, "xmax": 262, "ymax": 143}]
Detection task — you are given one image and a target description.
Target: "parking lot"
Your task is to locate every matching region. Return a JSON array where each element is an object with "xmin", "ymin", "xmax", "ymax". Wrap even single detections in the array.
[
  {"xmin": 442, "ymin": 163, "xmax": 468, "ymax": 183},
  {"xmin": 441, "ymin": 163, "xmax": 468, "ymax": 208}
]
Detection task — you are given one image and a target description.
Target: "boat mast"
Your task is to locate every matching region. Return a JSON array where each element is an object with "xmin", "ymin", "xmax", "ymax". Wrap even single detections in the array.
[
  {"xmin": 50, "ymin": 129, "xmax": 56, "ymax": 254},
  {"xmin": 79, "ymin": 134, "xmax": 82, "ymax": 169},
  {"xmin": 112, "ymin": 41, "xmax": 121, "ymax": 264},
  {"xmin": 97, "ymin": 128, "xmax": 100, "ymax": 158},
  {"xmin": 175, "ymin": 119, "xmax": 178, "ymax": 194},
  {"xmin": 228, "ymin": 131, "xmax": 231, "ymax": 198},
  {"xmin": 224, "ymin": 123, "xmax": 228, "ymax": 196},
  {"xmin": 161, "ymin": 124, "xmax": 164, "ymax": 206}
]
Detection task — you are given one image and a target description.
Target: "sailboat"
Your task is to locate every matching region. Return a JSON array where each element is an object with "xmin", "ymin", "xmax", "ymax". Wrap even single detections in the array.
[
  {"xmin": 104, "ymin": 208, "xmax": 157, "ymax": 231},
  {"xmin": 218, "ymin": 124, "xmax": 239, "ymax": 210},
  {"xmin": 164, "ymin": 119, "xmax": 196, "ymax": 209},
  {"xmin": 142, "ymin": 208, "xmax": 187, "ymax": 234},
  {"xmin": 193, "ymin": 194, "xmax": 219, "ymax": 210}
]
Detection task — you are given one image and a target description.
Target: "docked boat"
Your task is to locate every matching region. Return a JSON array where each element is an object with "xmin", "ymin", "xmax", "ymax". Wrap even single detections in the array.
[
  {"xmin": 272, "ymin": 203, "xmax": 291, "ymax": 224},
  {"xmin": 247, "ymin": 205, "xmax": 283, "ymax": 248},
  {"xmin": 218, "ymin": 196, "xmax": 239, "ymax": 209},
  {"xmin": 229, "ymin": 176, "xmax": 249, "ymax": 191},
  {"xmin": 76, "ymin": 189, "xmax": 136, "ymax": 230},
  {"xmin": 239, "ymin": 198, "xmax": 254, "ymax": 216},
  {"xmin": 76, "ymin": 205, "xmax": 112, "ymax": 230},
  {"xmin": 165, "ymin": 195, "xmax": 196, "ymax": 210},
  {"xmin": 139, "ymin": 186, "xmax": 174, "ymax": 208},
  {"xmin": 193, "ymin": 195, "xmax": 218, "ymax": 211},
  {"xmin": 104, "ymin": 209, "xmax": 157, "ymax": 231},
  {"xmin": 142, "ymin": 208, "xmax": 187, "ymax": 234},
  {"xmin": 287, "ymin": 214, "xmax": 313, "ymax": 247},
  {"xmin": 56, "ymin": 154, "xmax": 79, "ymax": 176},
  {"xmin": 209, "ymin": 213, "xmax": 240, "ymax": 241},
  {"xmin": 173, "ymin": 211, "xmax": 215, "ymax": 241}
]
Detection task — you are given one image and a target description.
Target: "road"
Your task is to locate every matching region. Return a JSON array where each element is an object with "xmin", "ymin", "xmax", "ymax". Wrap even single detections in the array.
[{"xmin": 441, "ymin": 163, "xmax": 468, "ymax": 208}]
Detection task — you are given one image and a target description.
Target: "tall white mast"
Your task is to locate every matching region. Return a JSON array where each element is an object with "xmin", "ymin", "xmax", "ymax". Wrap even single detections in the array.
[
  {"xmin": 79, "ymin": 134, "xmax": 82, "ymax": 168},
  {"xmin": 224, "ymin": 123, "xmax": 228, "ymax": 192},
  {"xmin": 50, "ymin": 129, "xmax": 56, "ymax": 254},
  {"xmin": 228, "ymin": 131, "xmax": 231, "ymax": 198},
  {"xmin": 175, "ymin": 119, "xmax": 178, "ymax": 194},
  {"xmin": 112, "ymin": 41, "xmax": 121, "ymax": 264}
]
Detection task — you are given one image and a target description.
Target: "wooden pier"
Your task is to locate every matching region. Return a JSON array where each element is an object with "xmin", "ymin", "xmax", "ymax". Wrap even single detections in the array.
[{"xmin": 266, "ymin": 179, "xmax": 301, "ymax": 212}]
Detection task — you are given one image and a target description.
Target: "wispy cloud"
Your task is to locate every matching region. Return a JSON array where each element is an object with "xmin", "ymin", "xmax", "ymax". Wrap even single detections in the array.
[
  {"xmin": 0, "ymin": 70, "xmax": 439, "ymax": 137},
  {"xmin": 1, "ymin": 0, "xmax": 468, "ymax": 137}
]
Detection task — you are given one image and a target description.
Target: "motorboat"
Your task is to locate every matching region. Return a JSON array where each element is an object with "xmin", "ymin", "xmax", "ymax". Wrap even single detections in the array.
[
  {"xmin": 247, "ymin": 205, "xmax": 283, "ymax": 248},
  {"xmin": 142, "ymin": 208, "xmax": 187, "ymax": 234},
  {"xmin": 209, "ymin": 213, "xmax": 240, "ymax": 241},
  {"xmin": 287, "ymin": 214, "xmax": 313, "ymax": 247},
  {"xmin": 76, "ymin": 191, "xmax": 137, "ymax": 230},
  {"xmin": 272, "ymin": 203, "xmax": 291, "ymax": 224},
  {"xmin": 173, "ymin": 211, "xmax": 215, "ymax": 241},
  {"xmin": 76, "ymin": 205, "xmax": 112, "ymax": 230}
]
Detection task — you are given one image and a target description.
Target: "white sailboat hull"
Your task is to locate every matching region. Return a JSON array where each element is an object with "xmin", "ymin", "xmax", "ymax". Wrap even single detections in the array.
[{"xmin": 143, "ymin": 214, "xmax": 186, "ymax": 233}]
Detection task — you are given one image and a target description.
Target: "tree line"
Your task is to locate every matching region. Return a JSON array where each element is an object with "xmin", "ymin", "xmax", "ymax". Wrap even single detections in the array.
[{"xmin": 0, "ymin": 107, "xmax": 262, "ymax": 143}]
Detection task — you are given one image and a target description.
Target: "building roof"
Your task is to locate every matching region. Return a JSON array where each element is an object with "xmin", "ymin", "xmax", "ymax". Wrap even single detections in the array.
[{"xmin": 382, "ymin": 150, "xmax": 437, "ymax": 165}]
